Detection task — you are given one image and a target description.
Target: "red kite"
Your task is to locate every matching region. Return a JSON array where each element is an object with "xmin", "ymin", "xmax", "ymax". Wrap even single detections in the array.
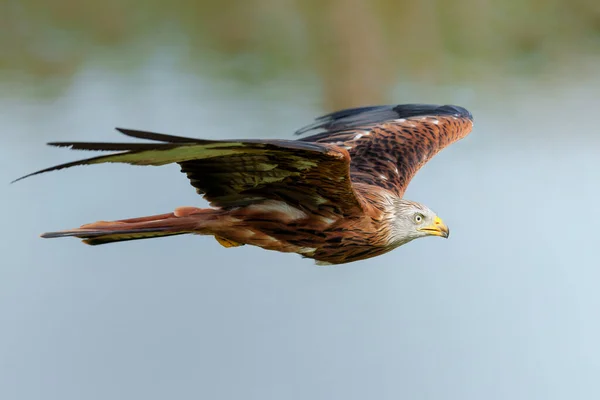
[{"xmin": 16, "ymin": 104, "xmax": 473, "ymax": 265}]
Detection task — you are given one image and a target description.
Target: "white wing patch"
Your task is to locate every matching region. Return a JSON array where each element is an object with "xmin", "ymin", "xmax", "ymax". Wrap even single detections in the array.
[
  {"xmin": 298, "ymin": 247, "xmax": 317, "ymax": 255},
  {"xmin": 247, "ymin": 200, "xmax": 307, "ymax": 221}
]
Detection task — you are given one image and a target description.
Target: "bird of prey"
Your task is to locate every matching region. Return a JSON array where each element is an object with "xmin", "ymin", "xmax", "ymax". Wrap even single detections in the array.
[{"xmin": 15, "ymin": 104, "xmax": 473, "ymax": 265}]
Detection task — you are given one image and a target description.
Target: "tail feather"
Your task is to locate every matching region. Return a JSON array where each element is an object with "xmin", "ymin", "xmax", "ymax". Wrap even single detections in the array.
[
  {"xmin": 41, "ymin": 208, "xmax": 210, "ymax": 245},
  {"xmin": 41, "ymin": 227, "xmax": 187, "ymax": 245}
]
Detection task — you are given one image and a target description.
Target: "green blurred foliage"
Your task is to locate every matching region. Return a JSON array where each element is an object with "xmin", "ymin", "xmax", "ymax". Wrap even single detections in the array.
[{"xmin": 0, "ymin": 0, "xmax": 598, "ymax": 108}]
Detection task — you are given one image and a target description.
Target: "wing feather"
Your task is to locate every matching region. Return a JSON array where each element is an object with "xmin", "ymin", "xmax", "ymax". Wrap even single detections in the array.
[
  {"xmin": 14, "ymin": 129, "xmax": 363, "ymax": 213},
  {"xmin": 297, "ymin": 104, "xmax": 473, "ymax": 196},
  {"xmin": 15, "ymin": 103, "xmax": 473, "ymax": 211},
  {"xmin": 116, "ymin": 127, "xmax": 205, "ymax": 143}
]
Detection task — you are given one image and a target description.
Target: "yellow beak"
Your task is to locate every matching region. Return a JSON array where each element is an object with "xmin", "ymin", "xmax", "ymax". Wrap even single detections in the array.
[{"xmin": 419, "ymin": 216, "xmax": 450, "ymax": 238}]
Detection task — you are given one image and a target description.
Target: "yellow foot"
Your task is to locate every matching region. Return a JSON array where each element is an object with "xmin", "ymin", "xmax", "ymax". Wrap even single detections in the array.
[{"xmin": 214, "ymin": 236, "xmax": 244, "ymax": 248}]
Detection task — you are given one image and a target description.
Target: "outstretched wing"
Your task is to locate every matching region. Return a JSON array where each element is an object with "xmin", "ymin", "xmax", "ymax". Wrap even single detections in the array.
[
  {"xmin": 14, "ymin": 128, "xmax": 363, "ymax": 213},
  {"xmin": 296, "ymin": 104, "xmax": 474, "ymax": 196}
]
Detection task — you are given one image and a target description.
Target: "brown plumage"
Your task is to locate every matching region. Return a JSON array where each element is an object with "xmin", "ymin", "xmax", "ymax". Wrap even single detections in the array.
[{"xmin": 14, "ymin": 104, "xmax": 473, "ymax": 265}]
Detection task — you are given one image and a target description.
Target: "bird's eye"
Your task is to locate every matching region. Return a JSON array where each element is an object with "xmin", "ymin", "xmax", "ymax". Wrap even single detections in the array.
[{"xmin": 414, "ymin": 213, "xmax": 424, "ymax": 224}]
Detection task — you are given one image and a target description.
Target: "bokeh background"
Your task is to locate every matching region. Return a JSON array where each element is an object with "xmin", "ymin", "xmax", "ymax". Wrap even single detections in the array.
[{"xmin": 2, "ymin": 1, "xmax": 600, "ymax": 399}]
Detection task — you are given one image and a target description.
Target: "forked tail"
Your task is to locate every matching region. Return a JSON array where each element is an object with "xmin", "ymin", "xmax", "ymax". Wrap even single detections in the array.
[{"xmin": 41, "ymin": 207, "xmax": 215, "ymax": 245}]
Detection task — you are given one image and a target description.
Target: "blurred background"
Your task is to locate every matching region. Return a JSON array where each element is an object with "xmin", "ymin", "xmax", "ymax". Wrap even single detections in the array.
[{"xmin": 1, "ymin": 0, "xmax": 599, "ymax": 399}]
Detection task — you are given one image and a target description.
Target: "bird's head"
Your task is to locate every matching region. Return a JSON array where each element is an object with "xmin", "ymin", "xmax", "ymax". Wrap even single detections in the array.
[{"xmin": 389, "ymin": 200, "xmax": 450, "ymax": 246}]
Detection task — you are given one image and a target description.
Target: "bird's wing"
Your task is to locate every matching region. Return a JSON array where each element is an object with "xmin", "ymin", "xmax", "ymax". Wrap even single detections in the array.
[
  {"xmin": 296, "ymin": 104, "xmax": 474, "ymax": 197},
  {"xmin": 14, "ymin": 128, "xmax": 363, "ymax": 213}
]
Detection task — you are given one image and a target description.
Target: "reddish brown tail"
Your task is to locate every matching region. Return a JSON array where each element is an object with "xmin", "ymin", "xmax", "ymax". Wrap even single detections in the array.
[{"xmin": 41, "ymin": 207, "xmax": 212, "ymax": 245}]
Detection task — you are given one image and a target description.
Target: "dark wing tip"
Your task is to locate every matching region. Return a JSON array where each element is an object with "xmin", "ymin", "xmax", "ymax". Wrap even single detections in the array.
[
  {"xmin": 391, "ymin": 104, "xmax": 473, "ymax": 121},
  {"xmin": 295, "ymin": 103, "xmax": 473, "ymax": 136},
  {"xmin": 440, "ymin": 105, "xmax": 473, "ymax": 121},
  {"xmin": 11, "ymin": 158, "xmax": 94, "ymax": 184},
  {"xmin": 115, "ymin": 127, "xmax": 199, "ymax": 143}
]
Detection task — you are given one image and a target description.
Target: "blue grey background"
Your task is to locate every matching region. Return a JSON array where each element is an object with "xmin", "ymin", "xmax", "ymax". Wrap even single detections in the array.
[{"xmin": 2, "ymin": 3, "xmax": 600, "ymax": 399}]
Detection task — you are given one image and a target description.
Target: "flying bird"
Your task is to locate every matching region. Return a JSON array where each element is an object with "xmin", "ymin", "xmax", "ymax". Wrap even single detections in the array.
[{"xmin": 15, "ymin": 104, "xmax": 473, "ymax": 265}]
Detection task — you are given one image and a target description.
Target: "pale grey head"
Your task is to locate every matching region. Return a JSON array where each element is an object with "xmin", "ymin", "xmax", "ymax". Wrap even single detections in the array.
[{"xmin": 387, "ymin": 199, "xmax": 450, "ymax": 247}]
